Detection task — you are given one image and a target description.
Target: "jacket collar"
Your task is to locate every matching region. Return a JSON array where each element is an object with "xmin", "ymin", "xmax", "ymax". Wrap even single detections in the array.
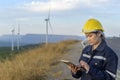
[{"xmin": 95, "ymin": 39, "xmax": 106, "ymax": 51}]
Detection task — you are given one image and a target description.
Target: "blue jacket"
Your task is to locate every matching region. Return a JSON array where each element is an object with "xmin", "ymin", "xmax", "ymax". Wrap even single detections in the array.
[{"xmin": 72, "ymin": 40, "xmax": 118, "ymax": 80}]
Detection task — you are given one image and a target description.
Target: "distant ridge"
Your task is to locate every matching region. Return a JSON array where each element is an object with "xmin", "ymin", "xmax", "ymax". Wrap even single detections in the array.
[{"xmin": 0, "ymin": 34, "xmax": 84, "ymax": 47}]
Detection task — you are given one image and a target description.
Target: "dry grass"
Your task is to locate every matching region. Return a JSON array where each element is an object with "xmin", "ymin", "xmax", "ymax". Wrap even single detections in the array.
[{"xmin": 0, "ymin": 40, "xmax": 79, "ymax": 80}]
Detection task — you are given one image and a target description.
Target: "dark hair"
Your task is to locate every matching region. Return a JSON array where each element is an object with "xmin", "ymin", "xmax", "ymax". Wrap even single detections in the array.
[{"xmin": 92, "ymin": 31, "xmax": 105, "ymax": 40}]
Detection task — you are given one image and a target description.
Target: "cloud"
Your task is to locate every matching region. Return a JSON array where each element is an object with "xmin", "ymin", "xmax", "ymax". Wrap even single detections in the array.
[
  {"xmin": 18, "ymin": 0, "xmax": 110, "ymax": 12},
  {"xmin": 19, "ymin": 0, "xmax": 79, "ymax": 12},
  {"xmin": 79, "ymin": 0, "xmax": 109, "ymax": 7},
  {"xmin": 15, "ymin": 17, "xmax": 29, "ymax": 22}
]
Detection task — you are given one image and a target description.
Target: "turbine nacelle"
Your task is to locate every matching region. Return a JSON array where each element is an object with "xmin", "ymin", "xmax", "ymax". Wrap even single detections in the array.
[{"xmin": 45, "ymin": 18, "xmax": 49, "ymax": 21}]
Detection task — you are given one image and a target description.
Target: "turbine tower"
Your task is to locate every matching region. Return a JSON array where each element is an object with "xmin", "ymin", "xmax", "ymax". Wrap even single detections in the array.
[
  {"xmin": 45, "ymin": 6, "xmax": 53, "ymax": 45},
  {"xmin": 17, "ymin": 24, "xmax": 20, "ymax": 50},
  {"xmin": 11, "ymin": 28, "xmax": 15, "ymax": 51},
  {"xmin": 45, "ymin": 17, "xmax": 49, "ymax": 45}
]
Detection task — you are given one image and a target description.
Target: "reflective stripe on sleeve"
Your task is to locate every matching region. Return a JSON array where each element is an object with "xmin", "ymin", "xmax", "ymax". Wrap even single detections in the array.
[
  {"xmin": 106, "ymin": 70, "xmax": 116, "ymax": 78},
  {"xmin": 93, "ymin": 56, "xmax": 106, "ymax": 60},
  {"xmin": 83, "ymin": 54, "xmax": 90, "ymax": 58},
  {"xmin": 82, "ymin": 54, "xmax": 106, "ymax": 61}
]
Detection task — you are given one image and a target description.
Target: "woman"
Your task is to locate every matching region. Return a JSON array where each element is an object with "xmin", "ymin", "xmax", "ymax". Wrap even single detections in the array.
[{"xmin": 68, "ymin": 18, "xmax": 118, "ymax": 80}]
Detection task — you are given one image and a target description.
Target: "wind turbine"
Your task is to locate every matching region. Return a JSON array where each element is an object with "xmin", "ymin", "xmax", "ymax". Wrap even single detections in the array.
[
  {"xmin": 17, "ymin": 24, "xmax": 20, "ymax": 50},
  {"xmin": 45, "ymin": 6, "xmax": 53, "ymax": 45},
  {"xmin": 11, "ymin": 28, "xmax": 15, "ymax": 51}
]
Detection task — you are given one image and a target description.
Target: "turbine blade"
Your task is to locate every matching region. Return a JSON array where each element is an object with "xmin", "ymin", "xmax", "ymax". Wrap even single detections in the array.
[
  {"xmin": 48, "ymin": 6, "xmax": 51, "ymax": 19},
  {"xmin": 48, "ymin": 21, "xmax": 54, "ymax": 33}
]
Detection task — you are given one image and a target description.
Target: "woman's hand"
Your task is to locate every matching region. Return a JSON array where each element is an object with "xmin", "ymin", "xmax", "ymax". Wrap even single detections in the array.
[
  {"xmin": 67, "ymin": 64, "xmax": 80, "ymax": 74},
  {"xmin": 80, "ymin": 60, "xmax": 90, "ymax": 73}
]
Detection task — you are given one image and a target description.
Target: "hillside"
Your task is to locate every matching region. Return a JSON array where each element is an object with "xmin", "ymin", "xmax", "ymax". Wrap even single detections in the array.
[{"xmin": 0, "ymin": 40, "xmax": 80, "ymax": 80}]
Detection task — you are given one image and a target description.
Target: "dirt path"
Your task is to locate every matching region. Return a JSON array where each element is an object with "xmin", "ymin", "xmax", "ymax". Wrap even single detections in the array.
[{"xmin": 48, "ymin": 42, "xmax": 83, "ymax": 80}]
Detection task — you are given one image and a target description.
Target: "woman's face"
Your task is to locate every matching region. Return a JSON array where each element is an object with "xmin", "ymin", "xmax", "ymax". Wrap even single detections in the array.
[{"xmin": 85, "ymin": 32, "xmax": 101, "ymax": 46}]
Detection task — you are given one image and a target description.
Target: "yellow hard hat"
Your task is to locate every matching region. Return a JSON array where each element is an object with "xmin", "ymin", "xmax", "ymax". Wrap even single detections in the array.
[{"xmin": 82, "ymin": 18, "xmax": 104, "ymax": 33}]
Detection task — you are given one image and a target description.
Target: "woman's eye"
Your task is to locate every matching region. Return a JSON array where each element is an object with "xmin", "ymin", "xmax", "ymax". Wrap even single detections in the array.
[{"xmin": 89, "ymin": 35, "xmax": 92, "ymax": 37}]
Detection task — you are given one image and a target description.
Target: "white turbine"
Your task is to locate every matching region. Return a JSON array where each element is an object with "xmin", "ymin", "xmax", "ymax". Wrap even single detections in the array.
[
  {"xmin": 11, "ymin": 28, "xmax": 15, "ymax": 51},
  {"xmin": 17, "ymin": 24, "xmax": 20, "ymax": 50},
  {"xmin": 45, "ymin": 6, "xmax": 53, "ymax": 45}
]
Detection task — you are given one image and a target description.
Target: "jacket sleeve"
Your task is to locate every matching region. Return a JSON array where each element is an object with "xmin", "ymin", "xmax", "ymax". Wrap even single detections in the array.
[
  {"xmin": 87, "ymin": 50, "xmax": 118, "ymax": 80},
  {"xmin": 72, "ymin": 47, "xmax": 89, "ymax": 79},
  {"xmin": 72, "ymin": 70, "xmax": 82, "ymax": 79}
]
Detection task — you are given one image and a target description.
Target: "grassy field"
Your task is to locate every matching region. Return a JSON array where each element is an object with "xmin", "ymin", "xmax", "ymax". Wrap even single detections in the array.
[
  {"xmin": 0, "ymin": 44, "xmax": 44, "ymax": 60},
  {"xmin": 0, "ymin": 40, "xmax": 79, "ymax": 80},
  {"xmin": 0, "ymin": 47, "xmax": 12, "ymax": 59}
]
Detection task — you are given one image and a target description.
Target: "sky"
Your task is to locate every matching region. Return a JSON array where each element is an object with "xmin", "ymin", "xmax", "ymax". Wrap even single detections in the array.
[{"xmin": 0, "ymin": 0, "xmax": 120, "ymax": 37}]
